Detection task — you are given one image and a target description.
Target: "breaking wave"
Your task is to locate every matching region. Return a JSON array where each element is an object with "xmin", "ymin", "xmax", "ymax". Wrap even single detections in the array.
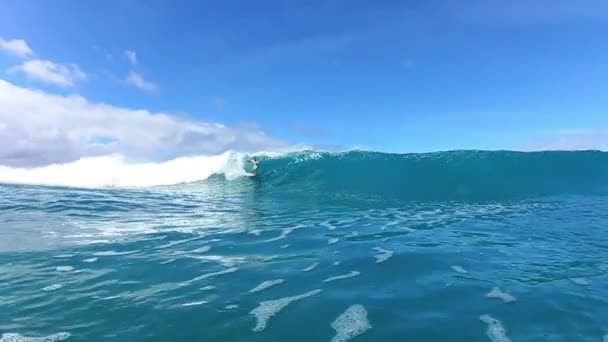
[{"xmin": 1, "ymin": 150, "xmax": 607, "ymax": 201}]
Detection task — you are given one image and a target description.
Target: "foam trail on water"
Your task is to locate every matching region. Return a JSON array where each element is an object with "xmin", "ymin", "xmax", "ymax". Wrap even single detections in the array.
[
  {"xmin": 372, "ymin": 247, "xmax": 394, "ymax": 263},
  {"xmin": 302, "ymin": 262, "xmax": 319, "ymax": 272},
  {"xmin": 101, "ymin": 295, "xmax": 121, "ymax": 300},
  {"xmin": 320, "ymin": 221, "xmax": 337, "ymax": 230},
  {"xmin": 323, "ymin": 271, "xmax": 360, "ymax": 283},
  {"xmin": 570, "ymin": 278, "xmax": 591, "ymax": 286},
  {"xmin": 188, "ymin": 267, "xmax": 238, "ymax": 282},
  {"xmin": 188, "ymin": 255, "xmax": 245, "ymax": 267},
  {"xmin": 487, "ymin": 287, "xmax": 516, "ymax": 303},
  {"xmin": 264, "ymin": 224, "xmax": 306, "ymax": 242},
  {"xmin": 250, "ymin": 289, "xmax": 322, "ymax": 332},
  {"xmin": 451, "ymin": 265, "xmax": 468, "ymax": 274},
  {"xmin": 42, "ymin": 284, "xmax": 63, "ymax": 292},
  {"xmin": 191, "ymin": 246, "xmax": 211, "ymax": 253},
  {"xmin": 53, "ymin": 254, "xmax": 75, "ymax": 259},
  {"xmin": 157, "ymin": 236, "xmax": 203, "ymax": 249},
  {"xmin": 249, "ymin": 279, "xmax": 285, "ymax": 293},
  {"xmin": 249, "ymin": 229, "xmax": 262, "ymax": 236},
  {"xmin": 331, "ymin": 305, "xmax": 371, "ymax": 342},
  {"xmin": 0, "ymin": 151, "xmax": 253, "ymax": 187},
  {"xmin": 182, "ymin": 301, "xmax": 207, "ymax": 307},
  {"xmin": 0, "ymin": 333, "xmax": 71, "ymax": 342},
  {"xmin": 93, "ymin": 250, "xmax": 139, "ymax": 256},
  {"xmin": 55, "ymin": 266, "xmax": 74, "ymax": 272},
  {"xmin": 480, "ymin": 315, "xmax": 511, "ymax": 342},
  {"xmin": 83, "ymin": 258, "xmax": 98, "ymax": 263}
]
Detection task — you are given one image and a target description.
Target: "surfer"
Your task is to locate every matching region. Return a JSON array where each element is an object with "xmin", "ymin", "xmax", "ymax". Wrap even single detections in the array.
[{"xmin": 249, "ymin": 157, "xmax": 260, "ymax": 175}]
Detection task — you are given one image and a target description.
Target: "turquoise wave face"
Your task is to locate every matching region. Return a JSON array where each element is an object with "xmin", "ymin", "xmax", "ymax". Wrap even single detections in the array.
[{"xmin": 244, "ymin": 150, "xmax": 608, "ymax": 202}]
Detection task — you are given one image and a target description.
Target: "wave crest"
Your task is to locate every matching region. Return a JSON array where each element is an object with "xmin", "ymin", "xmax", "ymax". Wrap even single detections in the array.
[{"xmin": 0, "ymin": 151, "xmax": 254, "ymax": 187}]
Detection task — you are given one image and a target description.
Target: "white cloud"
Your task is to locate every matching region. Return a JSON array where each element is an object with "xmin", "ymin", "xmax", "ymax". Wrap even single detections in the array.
[
  {"xmin": 125, "ymin": 50, "xmax": 137, "ymax": 65},
  {"xmin": 9, "ymin": 59, "xmax": 87, "ymax": 87},
  {"xmin": 521, "ymin": 130, "xmax": 608, "ymax": 151},
  {"xmin": 0, "ymin": 80, "xmax": 300, "ymax": 167},
  {"xmin": 0, "ymin": 37, "xmax": 33, "ymax": 57},
  {"xmin": 126, "ymin": 71, "xmax": 157, "ymax": 92}
]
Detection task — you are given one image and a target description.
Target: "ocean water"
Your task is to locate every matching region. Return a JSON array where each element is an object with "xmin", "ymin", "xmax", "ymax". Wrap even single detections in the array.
[{"xmin": 1, "ymin": 150, "xmax": 608, "ymax": 341}]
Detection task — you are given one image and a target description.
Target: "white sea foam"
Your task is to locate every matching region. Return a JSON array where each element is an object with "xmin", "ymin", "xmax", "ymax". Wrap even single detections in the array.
[
  {"xmin": 42, "ymin": 284, "xmax": 63, "ymax": 292},
  {"xmin": 101, "ymin": 295, "xmax": 121, "ymax": 300},
  {"xmin": 0, "ymin": 151, "xmax": 261, "ymax": 187},
  {"xmin": 345, "ymin": 231, "xmax": 359, "ymax": 238},
  {"xmin": 250, "ymin": 289, "xmax": 322, "ymax": 332},
  {"xmin": 53, "ymin": 254, "xmax": 75, "ymax": 259},
  {"xmin": 372, "ymin": 247, "xmax": 394, "ymax": 263},
  {"xmin": 333, "ymin": 261, "xmax": 342, "ymax": 266},
  {"xmin": 182, "ymin": 301, "xmax": 207, "ymax": 307},
  {"xmin": 331, "ymin": 304, "xmax": 371, "ymax": 342},
  {"xmin": 480, "ymin": 315, "xmax": 511, "ymax": 342},
  {"xmin": 55, "ymin": 266, "xmax": 74, "ymax": 272},
  {"xmin": 487, "ymin": 287, "xmax": 516, "ymax": 303},
  {"xmin": 157, "ymin": 236, "xmax": 203, "ymax": 249},
  {"xmin": 451, "ymin": 265, "xmax": 468, "ymax": 274},
  {"xmin": 83, "ymin": 257, "xmax": 98, "ymax": 263},
  {"xmin": 249, "ymin": 229, "xmax": 262, "ymax": 236},
  {"xmin": 382, "ymin": 221, "xmax": 400, "ymax": 229},
  {"xmin": 280, "ymin": 244, "xmax": 290, "ymax": 249},
  {"xmin": 188, "ymin": 255, "xmax": 245, "ymax": 267},
  {"xmin": 328, "ymin": 238, "xmax": 339, "ymax": 245},
  {"xmin": 337, "ymin": 218, "xmax": 357, "ymax": 225},
  {"xmin": 93, "ymin": 250, "xmax": 139, "ymax": 256},
  {"xmin": 320, "ymin": 221, "xmax": 337, "ymax": 230},
  {"xmin": 302, "ymin": 262, "xmax": 319, "ymax": 272},
  {"xmin": 188, "ymin": 267, "xmax": 238, "ymax": 282},
  {"xmin": 191, "ymin": 246, "xmax": 211, "ymax": 253},
  {"xmin": 159, "ymin": 258, "xmax": 176, "ymax": 264},
  {"xmin": 323, "ymin": 271, "xmax": 360, "ymax": 283},
  {"xmin": 249, "ymin": 279, "xmax": 285, "ymax": 293},
  {"xmin": 200, "ymin": 285, "xmax": 216, "ymax": 291},
  {"xmin": 570, "ymin": 278, "xmax": 591, "ymax": 286},
  {"xmin": 264, "ymin": 224, "xmax": 306, "ymax": 242},
  {"xmin": 0, "ymin": 333, "xmax": 71, "ymax": 342},
  {"xmin": 225, "ymin": 304, "xmax": 239, "ymax": 310}
]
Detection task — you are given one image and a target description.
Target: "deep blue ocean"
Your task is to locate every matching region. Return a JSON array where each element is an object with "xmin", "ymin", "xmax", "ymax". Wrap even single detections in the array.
[{"xmin": 1, "ymin": 150, "xmax": 607, "ymax": 341}]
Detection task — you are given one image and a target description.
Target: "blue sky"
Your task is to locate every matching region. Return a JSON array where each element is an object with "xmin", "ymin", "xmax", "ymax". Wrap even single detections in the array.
[{"xmin": 1, "ymin": 0, "xmax": 607, "ymax": 163}]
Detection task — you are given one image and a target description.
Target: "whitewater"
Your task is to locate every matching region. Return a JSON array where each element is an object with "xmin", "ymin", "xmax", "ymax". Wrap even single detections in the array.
[
  {"xmin": 1, "ymin": 150, "xmax": 607, "ymax": 341},
  {"xmin": 0, "ymin": 151, "xmax": 261, "ymax": 187}
]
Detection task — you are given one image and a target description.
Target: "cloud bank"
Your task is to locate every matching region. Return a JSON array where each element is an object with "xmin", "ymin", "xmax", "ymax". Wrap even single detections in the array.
[
  {"xmin": 0, "ymin": 37, "xmax": 33, "ymax": 57},
  {"xmin": 9, "ymin": 59, "xmax": 87, "ymax": 87},
  {"xmin": 0, "ymin": 80, "xmax": 301, "ymax": 167}
]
